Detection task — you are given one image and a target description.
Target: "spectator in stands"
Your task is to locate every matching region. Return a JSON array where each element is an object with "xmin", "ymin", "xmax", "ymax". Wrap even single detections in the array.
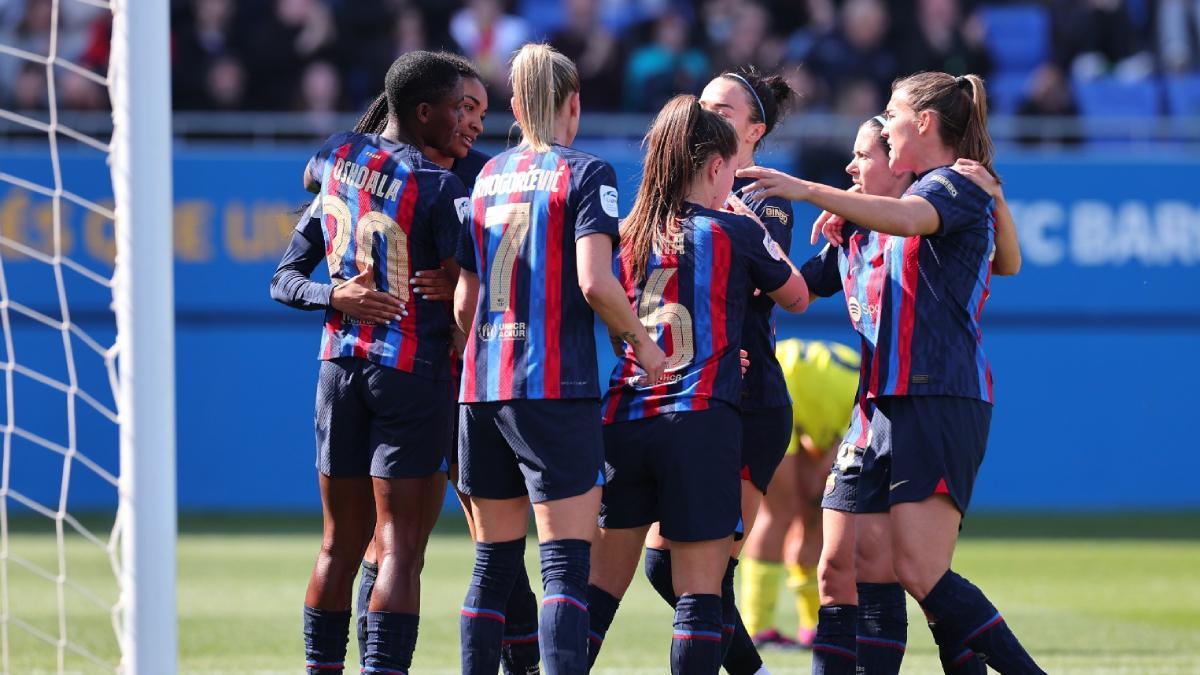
[
  {"xmin": 203, "ymin": 55, "xmax": 247, "ymax": 110},
  {"xmin": 1050, "ymin": 0, "xmax": 1154, "ymax": 81},
  {"xmin": 795, "ymin": 77, "xmax": 881, "ymax": 189},
  {"xmin": 550, "ymin": 0, "xmax": 624, "ymax": 112},
  {"xmin": 449, "ymin": 0, "xmax": 529, "ymax": 98},
  {"xmin": 243, "ymin": 0, "xmax": 338, "ymax": 109},
  {"xmin": 709, "ymin": 0, "xmax": 787, "ymax": 75},
  {"xmin": 896, "ymin": 0, "xmax": 992, "ymax": 78},
  {"xmin": 805, "ymin": 0, "xmax": 899, "ymax": 105},
  {"xmin": 1158, "ymin": 0, "xmax": 1200, "ymax": 73},
  {"xmin": 172, "ymin": 0, "xmax": 247, "ymax": 109},
  {"xmin": 624, "ymin": 8, "xmax": 709, "ymax": 111},
  {"xmin": 296, "ymin": 59, "xmax": 344, "ymax": 136},
  {"xmin": 8, "ymin": 61, "xmax": 46, "ymax": 110},
  {"xmin": 1016, "ymin": 63, "xmax": 1083, "ymax": 146}
]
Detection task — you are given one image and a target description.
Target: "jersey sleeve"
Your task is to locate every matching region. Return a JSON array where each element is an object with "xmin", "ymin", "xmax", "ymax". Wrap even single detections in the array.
[
  {"xmin": 456, "ymin": 206, "xmax": 478, "ymax": 273},
  {"xmin": 729, "ymin": 215, "xmax": 792, "ymax": 295},
  {"xmin": 572, "ymin": 159, "xmax": 621, "ymax": 242},
  {"xmin": 269, "ymin": 200, "xmax": 334, "ymax": 311},
  {"xmin": 799, "ymin": 243, "xmax": 843, "ymax": 297},
  {"xmin": 909, "ymin": 168, "xmax": 989, "ymax": 237},
  {"xmin": 431, "ymin": 171, "xmax": 472, "ymax": 262},
  {"xmin": 746, "ymin": 193, "xmax": 795, "ymax": 310},
  {"xmin": 306, "ymin": 131, "xmax": 352, "ymax": 189}
]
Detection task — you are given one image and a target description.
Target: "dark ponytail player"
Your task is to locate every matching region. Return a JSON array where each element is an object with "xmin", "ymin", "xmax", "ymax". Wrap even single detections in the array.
[
  {"xmin": 271, "ymin": 50, "xmax": 470, "ymax": 674},
  {"xmin": 739, "ymin": 71, "xmax": 1045, "ymax": 675}
]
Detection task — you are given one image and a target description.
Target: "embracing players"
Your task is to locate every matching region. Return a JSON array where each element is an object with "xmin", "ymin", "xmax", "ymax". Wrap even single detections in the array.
[
  {"xmin": 271, "ymin": 51, "xmax": 472, "ymax": 673},
  {"xmin": 741, "ymin": 72, "xmax": 1042, "ymax": 674},
  {"xmin": 454, "ymin": 43, "xmax": 666, "ymax": 675}
]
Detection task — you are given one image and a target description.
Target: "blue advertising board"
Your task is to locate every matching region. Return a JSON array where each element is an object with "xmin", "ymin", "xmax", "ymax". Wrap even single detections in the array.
[{"xmin": 1, "ymin": 142, "xmax": 1196, "ymax": 513}]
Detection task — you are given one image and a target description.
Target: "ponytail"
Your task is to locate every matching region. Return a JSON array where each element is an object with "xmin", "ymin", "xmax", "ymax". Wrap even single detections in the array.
[
  {"xmin": 893, "ymin": 71, "xmax": 996, "ymax": 177},
  {"xmin": 622, "ymin": 95, "xmax": 738, "ymax": 283},
  {"xmin": 510, "ymin": 43, "xmax": 580, "ymax": 152},
  {"xmin": 353, "ymin": 92, "xmax": 388, "ymax": 135}
]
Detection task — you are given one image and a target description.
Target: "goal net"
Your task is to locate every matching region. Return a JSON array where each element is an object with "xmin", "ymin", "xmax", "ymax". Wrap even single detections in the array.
[{"xmin": 0, "ymin": 0, "xmax": 175, "ymax": 673}]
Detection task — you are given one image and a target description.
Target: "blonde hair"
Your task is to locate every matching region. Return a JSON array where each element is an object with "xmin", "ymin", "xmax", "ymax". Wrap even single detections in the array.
[{"xmin": 510, "ymin": 43, "xmax": 580, "ymax": 152}]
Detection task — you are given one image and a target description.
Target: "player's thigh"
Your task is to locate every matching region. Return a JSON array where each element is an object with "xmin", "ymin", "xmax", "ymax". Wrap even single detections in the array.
[
  {"xmin": 670, "ymin": 537, "xmax": 735, "ymax": 597},
  {"xmin": 498, "ymin": 399, "xmax": 606, "ymax": 507},
  {"xmin": 590, "ymin": 524, "xmax": 653, "ymax": 599},
  {"xmin": 372, "ymin": 473, "xmax": 448, "ymax": 554},
  {"xmin": 854, "ymin": 512, "xmax": 896, "ymax": 584},
  {"xmin": 654, "ymin": 406, "xmax": 743, "ymax": 545},
  {"xmin": 889, "ymin": 495, "xmax": 961, "ymax": 600},
  {"xmin": 644, "ymin": 522, "xmax": 669, "ymax": 551},
  {"xmin": 731, "ymin": 481, "xmax": 764, "ymax": 558},
  {"xmin": 364, "ymin": 366, "xmax": 454, "ymax": 479},
  {"xmin": 314, "ymin": 358, "xmax": 372, "ymax": 478},
  {"xmin": 469, "ymin": 495, "xmax": 532, "ymax": 543}
]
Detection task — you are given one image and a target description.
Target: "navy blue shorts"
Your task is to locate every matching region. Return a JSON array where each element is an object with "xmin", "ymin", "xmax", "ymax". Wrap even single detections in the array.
[
  {"xmin": 599, "ymin": 405, "xmax": 743, "ymax": 543},
  {"xmin": 821, "ymin": 441, "xmax": 867, "ymax": 513},
  {"xmin": 457, "ymin": 399, "xmax": 605, "ymax": 503},
  {"xmin": 856, "ymin": 395, "xmax": 991, "ymax": 515},
  {"xmin": 315, "ymin": 357, "xmax": 454, "ymax": 479},
  {"xmin": 739, "ymin": 405, "xmax": 793, "ymax": 494}
]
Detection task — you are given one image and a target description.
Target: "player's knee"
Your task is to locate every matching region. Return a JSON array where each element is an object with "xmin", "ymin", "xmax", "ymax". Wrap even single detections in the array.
[
  {"xmin": 854, "ymin": 540, "xmax": 895, "ymax": 584},
  {"xmin": 890, "ymin": 552, "xmax": 938, "ymax": 600},
  {"xmin": 817, "ymin": 551, "xmax": 855, "ymax": 602}
]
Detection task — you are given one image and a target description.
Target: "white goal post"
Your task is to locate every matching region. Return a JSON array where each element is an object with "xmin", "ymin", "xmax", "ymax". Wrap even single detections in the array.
[{"xmin": 110, "ymin": 0, "xmax": 176, "ymax": 673}]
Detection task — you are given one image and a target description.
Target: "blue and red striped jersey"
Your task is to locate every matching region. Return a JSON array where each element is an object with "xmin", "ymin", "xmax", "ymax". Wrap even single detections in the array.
[
  {"xmin": 303, "ymin": 131, "xmax": 468, "ymax": 378},
  {"xmin": 731, "ymin": 176, "xmax": 795, "ymax": 410},
  {"xmin": 801, "ymin": 167, "xmax": 996, "ymax": 403},
  {"xmin": 456, "ymin": 144, "xmax": 621, "ymax": 402},
  {"xmin": 602, "ymin": 205, "xmax": 793, "ymax": 423}
]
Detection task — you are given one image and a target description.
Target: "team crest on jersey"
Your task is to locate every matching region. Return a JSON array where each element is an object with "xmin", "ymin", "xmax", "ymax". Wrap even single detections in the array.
[{"xmin": 764, "ymin": 206, "xmax": 790, "ymax": 225}]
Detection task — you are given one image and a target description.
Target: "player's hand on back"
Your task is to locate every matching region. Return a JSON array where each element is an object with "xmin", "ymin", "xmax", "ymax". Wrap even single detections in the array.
[
  {"xmin": 411, "ymin": 267, "xmax": 455, "ymax": 302},
  {"xmin": 726, "ymin": 192, "xmax": 766, "ymax": 229},
  {"xmin": 633, "ymin": 340, "xmax": 667, "ymax": 386},
  {"xmin": 740, "ymin": 349, "xmax": 750, "ymax": 376},
  {"xmin": 810, "ymin": 184, "xmax": 858, "ymax": 246},
  {"xmin": 330, "ymin": 264, "xmax": 407, "ymax": 324}
]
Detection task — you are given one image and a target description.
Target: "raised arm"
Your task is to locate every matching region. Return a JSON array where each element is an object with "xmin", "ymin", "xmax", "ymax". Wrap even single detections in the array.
[
  {"xmin": 576, "ymin": 233, "xmax": 667, "ymax": 384},
  {"xmin": 737, "ymin": 166, "xmax": 941, "ymax": 237}
]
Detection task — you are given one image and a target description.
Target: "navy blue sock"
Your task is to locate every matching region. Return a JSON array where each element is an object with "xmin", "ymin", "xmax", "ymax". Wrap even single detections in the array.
[
  {"xmin": 856, "ymin": 582, "xmax": 907, "ymax": 675},
  {"xmin": 363, "ymin": 611, "xmax": 418, "ymax": 673},
  {"xmin": 355, "ymin": 561, "xmax": 378, "ymax": 666},
  {"xmin": 671, "ymin": 593, "xmax": 724, "ymax": 675},
  {"xmin": 919, "ymin": 570, "xmax": 1046, "ymax": 675},
  {"xmin": 929, "ymin": 617, "xmax": 987, "ymax": 675},
  {"xmin": 461, "ymin": 539, "xmax": 525, "ymax": 675},
  {"xmin": 643, "ymin": 547, "xmax": 678, "ymax": 605},
  {"xmin": 303, "ymin": 606, "xmax": 351, "ymax": 674},
  {"xmin": 501, "ymin": 563, "xmax": 541, "ymax": 675},
  {"xmin": 812, "ymin": 604, "xmax": 857, "ymax": 675},
  {"xmin": 538, "ymin": 539, "xmax": 591, "ymax": 675},
  {"xmin": 722, "ymin": 558, "xmax": 764, "ymax": 675},
  {"xmin": 586, "ymin": 584, "xmax": 621, "ymax": 667}
]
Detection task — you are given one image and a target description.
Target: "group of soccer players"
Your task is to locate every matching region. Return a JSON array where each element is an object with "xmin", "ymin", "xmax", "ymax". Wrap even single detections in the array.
[{"xmin": 272, "ymin": 40, "xmax": 1045, "ymax": 675}]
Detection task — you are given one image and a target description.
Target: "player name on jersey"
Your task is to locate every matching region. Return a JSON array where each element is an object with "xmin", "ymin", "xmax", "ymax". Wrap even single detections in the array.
[
  {"xmin": 329, "ymin": 156, "xmax": 405, "ymax": 201},
  {"xmin": 473, "ymin": 166, "xmax": 569, "ymax": 198}
]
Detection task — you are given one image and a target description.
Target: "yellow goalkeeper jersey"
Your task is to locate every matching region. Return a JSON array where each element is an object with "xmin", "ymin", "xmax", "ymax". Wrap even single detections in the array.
[{"xmin": 776, "ymin": 338, "xmax": 861, "ymax": 453}]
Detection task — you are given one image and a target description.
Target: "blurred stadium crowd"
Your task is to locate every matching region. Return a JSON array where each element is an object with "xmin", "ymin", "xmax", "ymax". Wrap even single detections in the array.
[{"xmin": 2, "ymin": 0, "xmax": 1199, "ymax": 126}]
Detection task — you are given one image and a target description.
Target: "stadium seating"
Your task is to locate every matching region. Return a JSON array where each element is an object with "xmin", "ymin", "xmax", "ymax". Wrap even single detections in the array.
[
  {"xmin": 1074, "ymin": 77, "xmax": 1162, "ymax": 118},
  {"xmin": 988, "ymin": 71, "xmax": 1031, "ymax": 115},
  {"xmin": 979, "ymin": 4, "xmax": 1050, "ymax": 77},
  {"xmin": 1165, "ymin": 75, "xmax": 1200, "ymax": 116}
]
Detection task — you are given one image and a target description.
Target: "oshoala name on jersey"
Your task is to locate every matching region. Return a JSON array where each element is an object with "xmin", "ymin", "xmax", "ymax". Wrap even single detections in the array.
[
  {"xmin": 330, "ymin": 157, "xmax": 405, "ymax": 201},
  {"xmin": 473, "ymin": 167, "xmax": 567, "ymax": 199}
]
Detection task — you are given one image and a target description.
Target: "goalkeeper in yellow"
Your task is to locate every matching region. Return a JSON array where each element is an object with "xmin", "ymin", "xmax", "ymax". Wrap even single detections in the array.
[{"xmin": 738, "ymin": 338, "xmax": 860, "ymax": 648}]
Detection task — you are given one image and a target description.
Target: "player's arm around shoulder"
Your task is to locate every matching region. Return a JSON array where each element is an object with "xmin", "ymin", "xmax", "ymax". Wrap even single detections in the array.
[{"xmin": 951, "ymin": 158, "xmax": 1021, "ymax": 276}]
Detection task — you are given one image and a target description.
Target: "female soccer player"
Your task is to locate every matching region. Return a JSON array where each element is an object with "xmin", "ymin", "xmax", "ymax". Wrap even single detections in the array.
[
  {"xmin": 453, "ymin": 43, "xmax": 666, "ymax": 675},
  {"xmin": 618, "ymin": 67, "xmax": 798, "ymax": 675},
  {"xmin": 741, "ymin": 73, "xmax": 1043, "ymax": 674},
  {"xmin": 585, "ymin": 94, "xmax": 811, "ymax": 675},
  {"xmin": 337, "ymin": 59, "xmax": 545, "ymax": 675},
  {"xmin": 738, "ymin": 337, "xmax": 861, "ymax": 650},
  {"xmin": 270, "ymin": 51, "xmax": 470, "ymax": 674}
]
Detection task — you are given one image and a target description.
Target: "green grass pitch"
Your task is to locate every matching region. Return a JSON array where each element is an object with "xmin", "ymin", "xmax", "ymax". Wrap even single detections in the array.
[{"xmin": 5, "ymin": 514, "xmax": 1199, "ymax": 673}]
